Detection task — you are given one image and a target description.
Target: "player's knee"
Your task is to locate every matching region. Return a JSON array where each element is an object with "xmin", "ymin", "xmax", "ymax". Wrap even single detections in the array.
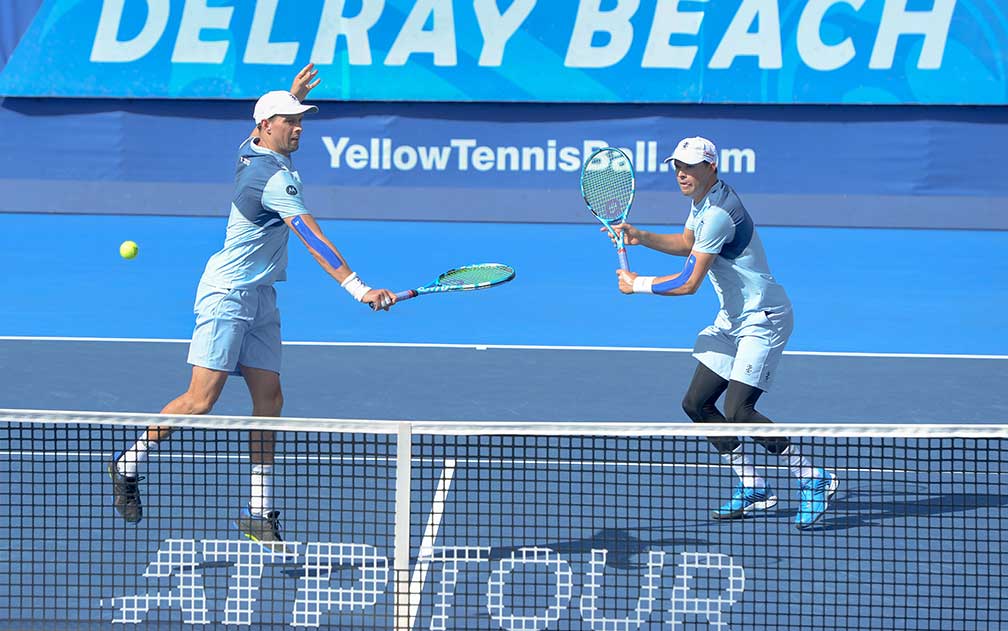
[
  {"xmin": 724, "ymin": 399, "xmax": 763, "ymax": 423},
  {"xmin": 255, "ymin": 388, "xmax": 283, "ymax": 417},
  {"xmin": 681, "ymin": 394, "xmax": 705, "ymax": 422},
  {"xmin": 269, "ymin": 390, "xmax": 284, "ymax": 416},
  {"xmin": 722, "ymin": 398, "xmax": 744, "ymax": 421},
  {"xmin": 185, "ymin": 392, "xmax": 217, "ymax": 415}
]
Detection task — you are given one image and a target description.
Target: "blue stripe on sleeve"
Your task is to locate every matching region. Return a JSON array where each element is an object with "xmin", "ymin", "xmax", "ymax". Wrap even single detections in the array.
[
  {"xmin": 652, "ymin": 254, "xmax": 696, "ymax": 294},
  {"xmin": 290, "ymin": 215, "xmax": 343, "ymax": 270}
]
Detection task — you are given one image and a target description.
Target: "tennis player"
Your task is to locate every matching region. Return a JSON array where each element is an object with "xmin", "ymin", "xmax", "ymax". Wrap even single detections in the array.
[
  {"xmin": 609, "ymin": 136, "xmax": 838, "ymax": 529},
  {"xmin": 108, "ymin": 65, "xmax": 397, "ymax": 545}
]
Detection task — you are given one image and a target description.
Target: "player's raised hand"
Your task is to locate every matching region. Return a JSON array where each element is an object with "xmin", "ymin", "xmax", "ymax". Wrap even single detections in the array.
[
  {"xmin": 364, "ymin": 288, "xmax": 397, "ymax": 311},
  {"xmin": 290, "ymin": 63, "xmax": 321, "ymax": 101},
  {"xmin": 616, "ymin": 269, "xmax": 637, "ymax": 294}
]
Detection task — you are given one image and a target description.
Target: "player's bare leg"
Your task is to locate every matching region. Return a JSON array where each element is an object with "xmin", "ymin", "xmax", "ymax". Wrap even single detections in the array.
[
  {"xmin": 235, "ymin": 366, "xmax": 285, "ymax": 547},
  {"xmin": 109, "ymin": 366, "xmax": 228, "ymax": 523}
]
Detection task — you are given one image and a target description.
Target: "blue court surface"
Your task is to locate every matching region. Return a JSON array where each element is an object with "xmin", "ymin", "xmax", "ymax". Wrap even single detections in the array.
[{"xmin": 1, "ymin": 213, "xmax": 1007, "ymax": 630}]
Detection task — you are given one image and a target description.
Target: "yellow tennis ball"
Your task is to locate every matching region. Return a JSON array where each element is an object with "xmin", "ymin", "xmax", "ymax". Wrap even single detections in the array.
[{"xmin": 119, "ymin": 240, "xmax": 139, "ymax": 260}]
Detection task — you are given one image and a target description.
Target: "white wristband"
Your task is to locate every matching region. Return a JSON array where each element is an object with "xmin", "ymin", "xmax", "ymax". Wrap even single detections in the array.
[
  {"xmin": 632, "ymin": 275, "xmax": 656, "ymax": 294},
  {"xmin": 340, "ymin": 272, "xmax": 372, "ymax": 302}
]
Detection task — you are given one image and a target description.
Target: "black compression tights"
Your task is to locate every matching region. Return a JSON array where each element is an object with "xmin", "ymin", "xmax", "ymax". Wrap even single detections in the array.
[{"xmin": 680, "ymin": 363, "xmax": 791, "ymax": 455}]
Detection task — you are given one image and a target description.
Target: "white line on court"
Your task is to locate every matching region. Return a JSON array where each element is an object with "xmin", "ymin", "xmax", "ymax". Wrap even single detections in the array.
[
  {"xmin": 409, "ymin": 459, "xmax": 455, "ymax": 631},
  {"xmin": 0, "ymin": 336, "xmax": 1004, "ymax": 360}
]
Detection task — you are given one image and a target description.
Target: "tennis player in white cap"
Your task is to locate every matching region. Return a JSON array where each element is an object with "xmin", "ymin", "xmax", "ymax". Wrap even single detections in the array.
[
  {"xmin": 608, "ymin": 136, "xmax": 838, "ymax": 530},
  {"xmin": 109, "ymin": 65, "xmax": 396, "ymax": 547}
]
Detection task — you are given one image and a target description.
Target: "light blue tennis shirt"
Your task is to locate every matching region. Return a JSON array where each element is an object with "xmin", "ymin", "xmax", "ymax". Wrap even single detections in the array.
[
  {"xmin": 198, "ymin": 136, "xmax": 309, "ymax": 290},
  {"xmin": 685, "ymin": 179, "xmax": 791, "ymax": 322}
]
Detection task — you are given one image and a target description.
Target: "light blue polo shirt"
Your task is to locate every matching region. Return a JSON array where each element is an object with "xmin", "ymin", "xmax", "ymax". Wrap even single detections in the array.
[
  {"xmin": 198, "ymin": 136, "xmax": 309, "ymax": 290},
  {"xmin": 685, "ymin": 179, "xmax": 791, "ymax": 323}
]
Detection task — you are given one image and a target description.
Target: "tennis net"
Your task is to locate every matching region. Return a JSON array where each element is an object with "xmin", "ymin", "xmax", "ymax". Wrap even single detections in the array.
[{"xmin": 0, "ymin": 409, "xmax": 1005, "ymax": 630}]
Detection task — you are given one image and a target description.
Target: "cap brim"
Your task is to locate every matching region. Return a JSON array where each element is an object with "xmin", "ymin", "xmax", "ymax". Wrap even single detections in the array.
[
  {"xmin": 663, "ymin": 155, "xmax": 705, "ymax": 165},
  {"xmin": 289, "ymin": 104, "xmax": 318, "ymax": 115},
  {"xmin": 272, "ymin": 104, "xmax": 319, "ymax": 117}
]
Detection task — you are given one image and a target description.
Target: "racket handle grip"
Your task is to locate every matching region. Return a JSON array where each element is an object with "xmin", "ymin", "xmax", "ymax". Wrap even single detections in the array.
[
  {"xmin": 394, "ymin": 289, "xmax": 419, "ymax": 301},
  {"xmin": 618, "ymin": 248, "xmax": 629, "ymax": 271}
]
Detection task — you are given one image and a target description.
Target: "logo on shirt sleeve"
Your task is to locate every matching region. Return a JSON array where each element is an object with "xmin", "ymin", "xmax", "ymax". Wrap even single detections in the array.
[{"xmin": 286, "ymin": 185, "xmax": 298, "ymax": 196}]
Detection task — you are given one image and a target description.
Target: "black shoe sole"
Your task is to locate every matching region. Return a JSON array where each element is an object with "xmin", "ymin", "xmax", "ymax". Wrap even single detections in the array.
[{"xmin": 108, "ymin": 461, "xmax": 143, "ymax": 524}]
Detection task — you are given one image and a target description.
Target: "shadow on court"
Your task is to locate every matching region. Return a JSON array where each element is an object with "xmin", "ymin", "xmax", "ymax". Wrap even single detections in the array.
[
  {"xmin": 812, "ymin": 485, "xmax": 1008, "ymax": 532},
  {"xmin": 487, "ymin": 527, "xmax": 711, "ymax": 568}
]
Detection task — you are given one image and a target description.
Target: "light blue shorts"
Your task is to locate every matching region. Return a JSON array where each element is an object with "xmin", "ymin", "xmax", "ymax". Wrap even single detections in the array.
[
  {"xmin": 187, "ymin": 283, "xmax": 282, "ymax": 375},
  {"xmin": 692, "ymin": 308, "xmax": 793, "ymax": 391}
]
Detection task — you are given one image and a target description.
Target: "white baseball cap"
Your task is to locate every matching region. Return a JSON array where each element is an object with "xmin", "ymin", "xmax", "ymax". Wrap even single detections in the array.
[
  {"xmin": 253, "ymin": 90, "xmax": 318, "ymax": 123},
  {"xmin": 663, "ymin": 136, "xmax": 718, "ymax": 166}
]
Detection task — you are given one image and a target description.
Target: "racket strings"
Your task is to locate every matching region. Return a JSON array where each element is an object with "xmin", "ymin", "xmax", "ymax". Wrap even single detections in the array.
[
  {"xmin": 438, "ymin": 264, "xmax": 515, "ymax": 288},
  {"xmin": 582, "ymin": 150, "xmax": 634, "ymax": 222}
]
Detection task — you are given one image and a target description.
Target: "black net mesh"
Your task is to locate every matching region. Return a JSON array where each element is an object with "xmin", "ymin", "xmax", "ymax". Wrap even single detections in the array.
[{"xmin": 0, "ymin": 412, "xmax": 1004, "ymax": 630}]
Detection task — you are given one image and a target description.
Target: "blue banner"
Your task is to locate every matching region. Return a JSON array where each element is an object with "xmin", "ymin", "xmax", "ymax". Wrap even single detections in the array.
[
  {"xmin": 0, "ymin": 0, "xmax": 42, "ymax": 70},
  {"xmin": 1, "ymin": 0, "xmax": 1007, "ymax": 104},
  {"xmin": 0, "ymin": 99, "xmax": 1005, "ymax": 229}
]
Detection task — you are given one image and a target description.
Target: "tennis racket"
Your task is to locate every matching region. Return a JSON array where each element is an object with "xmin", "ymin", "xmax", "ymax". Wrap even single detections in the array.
[
  {"xmin": 580, "ymin": 147, "xmax": 635, "ymax": 271},
  {"xmin": 388, "ymin": 263, "xmax": 516, "ymax": 303}
]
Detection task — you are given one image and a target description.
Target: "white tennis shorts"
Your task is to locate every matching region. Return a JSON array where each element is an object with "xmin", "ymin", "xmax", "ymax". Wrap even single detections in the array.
[
  {"xmin": 187, "ymin": 283, "xmax": 281, "ymax": 375},
  {"xmin": 692, "ymin": 308, "xmax": 793, "ymax": 391}
]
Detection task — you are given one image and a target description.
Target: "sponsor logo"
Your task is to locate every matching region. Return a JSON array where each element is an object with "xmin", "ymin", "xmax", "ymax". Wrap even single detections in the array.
[{"xmin": 321, "ymin": 138, "xmax": 756, "ymax": 174}]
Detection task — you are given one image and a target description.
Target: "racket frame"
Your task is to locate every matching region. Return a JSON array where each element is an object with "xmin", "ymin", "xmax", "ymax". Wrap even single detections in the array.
[
  {"xmin": 394, "ymin": 263, "xmax": 515, "ymax": 301},
  {"xmin": 580, "ymin": 147, "xmax": 635, "ymax": 271}
]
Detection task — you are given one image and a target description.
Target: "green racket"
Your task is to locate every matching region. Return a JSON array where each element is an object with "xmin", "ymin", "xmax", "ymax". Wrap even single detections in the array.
[{"xmin": 392, "ymin": 263, "xmax": 516, "ymax": 302}]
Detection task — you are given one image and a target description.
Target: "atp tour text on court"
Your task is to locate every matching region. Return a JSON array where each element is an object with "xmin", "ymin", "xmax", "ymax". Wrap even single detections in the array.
[{"xmin": 106, "ymin": 538, "xmax": 744, "ymax": 630}]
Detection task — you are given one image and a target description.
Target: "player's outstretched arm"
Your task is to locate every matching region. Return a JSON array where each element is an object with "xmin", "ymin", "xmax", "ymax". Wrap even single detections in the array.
[
  {"xmin": 615, "ymin": 250, "xmax": 716, "ymax": 296},
  {"xmin": 602, "ymin": 223, "xmax": 695, "ymax": 256},
  {"xmin": 284, "ymin": 213, "xmax": 397, "ymax": 310}
]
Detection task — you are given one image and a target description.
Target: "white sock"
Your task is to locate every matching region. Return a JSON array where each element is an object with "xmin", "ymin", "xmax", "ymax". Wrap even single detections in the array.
[
  {"xmin": 250, "ymin": 464, "xmax": 274, "ymax": 516},
  {"xmin": 722, "ymin": 447, "xmax": 764, "ymax": 489},
  {"xmin": 781, "ymin": 446, "xmax": 817, "ymax": 480},
  {"xmin": 117, "ymin": 435, "xmax": 153, "ymax": 478}
]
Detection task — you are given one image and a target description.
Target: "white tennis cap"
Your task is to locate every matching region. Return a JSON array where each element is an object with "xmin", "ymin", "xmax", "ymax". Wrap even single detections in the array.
[
  {"xmin": 253, "ymin": 91, "xmax": 318, "ymax": 123},
  {"xmin": 663, "ymin": 136, "xmax": 718, "ymax": 166}
]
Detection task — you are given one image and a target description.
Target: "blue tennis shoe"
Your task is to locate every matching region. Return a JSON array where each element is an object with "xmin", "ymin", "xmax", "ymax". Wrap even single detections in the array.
[
  {"xmin": 795, "ymin": 469, "xmax": 839, "ymax": 530},
  {"xmin": 711, "ymin": 483, "xmax": 778, "ymax": 519}
]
